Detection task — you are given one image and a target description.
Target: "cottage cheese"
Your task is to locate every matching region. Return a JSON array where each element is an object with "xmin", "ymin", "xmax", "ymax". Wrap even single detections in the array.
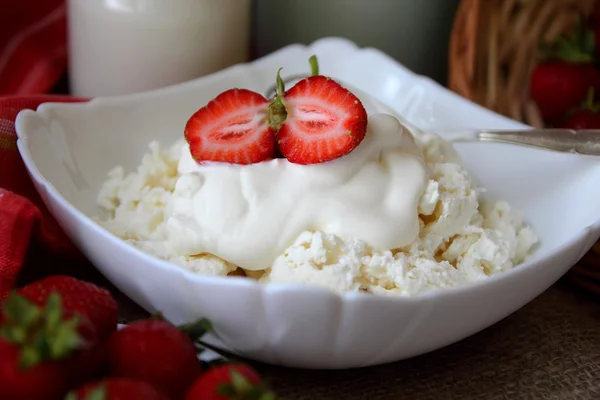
[
  {"xmin": 96, "ymin": 118, "xmax": 537, "ymax": 296},
  {"xmin": 258, "ymin": 130, "xmax": 537, "ymax": 295},
  {"xmin": 96, "ymin": 141, "xmax": 238, "ymax": 276}
]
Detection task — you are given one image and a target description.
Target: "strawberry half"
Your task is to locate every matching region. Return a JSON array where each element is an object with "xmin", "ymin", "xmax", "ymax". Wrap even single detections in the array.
[
  {"xmin": 276, "ymin": 75, "xmax": 368, "ymax": 164},
  {"xmin": 269, "ymin": 56, "xmax": 368, "ymax": 165},
  {"xmin": 184, "ymin": 89, "xmax": 277, "ymax": 164}
]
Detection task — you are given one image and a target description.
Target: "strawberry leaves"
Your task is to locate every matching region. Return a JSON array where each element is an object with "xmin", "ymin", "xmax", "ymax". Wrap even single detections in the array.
[
  {"xmin": 0, "ymin": 292, "xmax": 85, "ymax": 369},
  {"xmin": 539, "ymin": 25, "xmax": 595, "ymax": 63},
  {"xmin": 186, "ymin": 363, "xmax": 277, "ymax": 400},
  {"xmin": 267, "ymin": 68, "xmax": 288, "ymax": 130},
  {"xmin": 217, "ymin": 370, "xmax": 277, "ymax": 400}
]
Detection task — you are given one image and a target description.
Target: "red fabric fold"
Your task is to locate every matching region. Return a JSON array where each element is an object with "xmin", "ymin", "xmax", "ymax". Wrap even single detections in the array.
[
  {"xmin": 0, "ymin": 0, "xmax": 67, "ymax": 95},
  {"xmin": 0, "ymin": 189, "xmax": 42, "ymax": 297},
  {"xmin": 0, "ymin": 95, "xmax": 88, "ymax": 301}
]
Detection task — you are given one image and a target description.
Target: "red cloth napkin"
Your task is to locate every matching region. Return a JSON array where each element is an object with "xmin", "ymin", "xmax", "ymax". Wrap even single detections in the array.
[
  {"xmin": 0, "ymin": 95, "xmax": 87, "ymax": 300},
  {"xmin": 0, "ymin": 0, "xmax": 67, "ymax": 95}
]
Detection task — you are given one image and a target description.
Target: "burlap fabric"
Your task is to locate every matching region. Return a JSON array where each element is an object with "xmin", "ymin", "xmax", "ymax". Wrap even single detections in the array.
[
  {"xmin": 20, "ymin": 257, "xmax": 599, "ymax": 400},
  {"xmin": 260, "ymin": 283, "xmax": 600, "ymax": 400}
]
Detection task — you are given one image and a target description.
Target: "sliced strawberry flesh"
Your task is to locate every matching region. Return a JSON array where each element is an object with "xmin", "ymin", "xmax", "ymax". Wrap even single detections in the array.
[
  {"xmin": 278, "ymin": 76, "xmax": 368, "ymax": 164},
  {"xmin": 185, "ymin": 89, "xmax": 276, "ymax": 164},
  {"xmin": 290, "ymin": 101, "xmax": 340, "ymax": 132}
]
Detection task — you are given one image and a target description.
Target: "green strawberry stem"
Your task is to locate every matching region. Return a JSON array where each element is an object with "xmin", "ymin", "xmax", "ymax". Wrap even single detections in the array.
[
  {"xmin": 218, "ymin": 370, "xmax": 277, "ymax": 400},
  {"xmin": 149, "ymin": 314, "xmax": 228, "ymax": 358},
  {"xmin": 178, "ymin": 317, "xmax": 213, "ymax": 342},
  {"xmin": 579, "ymin": 87, "xmax": 600, "ymax": 113},
  {"xmin": 0, "ymin": 291, "xmax": 84, "ymax": 369},
  {"xmin": 64, "ymin": 386, "xmax": 106, "ymax": 400},
  {"xmin": 152, "ymin": 312, "xmax": 215, "ymax": 341},
  {"xmin": 584, "ymin": 87, "xmax": 594, "ymax": 107},
  {"xmin": 267, "ymin": 68, "xmax": 288, "ymax": 130},
  {"xmin": 309, "ymin": 55, "xmax": 319, "ymax": 76},
  {"xmin": 175, "ymin": 317, "xmax": 242, "ymax": 362},
  {"xmin": 275, "ymin": 67, "xmax": 285, "ymax": 98},
  {"xmin": 267, "ymin": 55, "xmax": 321, "ymax": 130}
]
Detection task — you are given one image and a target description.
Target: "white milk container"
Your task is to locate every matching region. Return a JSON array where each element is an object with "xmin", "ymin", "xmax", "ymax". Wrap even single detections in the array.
[{"xmin": 68, "ymin": 0, "xmax": 250, "ymax": 97}]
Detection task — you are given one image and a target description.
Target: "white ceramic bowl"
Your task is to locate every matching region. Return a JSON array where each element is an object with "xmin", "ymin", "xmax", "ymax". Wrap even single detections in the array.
[{"xmin": 15, "ymin": 38, "xmax": 600, "ymax": 369}]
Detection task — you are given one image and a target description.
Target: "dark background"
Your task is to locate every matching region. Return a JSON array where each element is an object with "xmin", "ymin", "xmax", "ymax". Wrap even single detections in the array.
[{"xmin": 251, "ymin": 0, "xmax": 461, "ymax": 84}]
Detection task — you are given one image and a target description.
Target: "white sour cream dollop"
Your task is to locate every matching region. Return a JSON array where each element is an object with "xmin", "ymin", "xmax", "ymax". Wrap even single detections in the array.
[{"xmin": 164, "ymin": 112, "xmax": 428, "ymax": 271}]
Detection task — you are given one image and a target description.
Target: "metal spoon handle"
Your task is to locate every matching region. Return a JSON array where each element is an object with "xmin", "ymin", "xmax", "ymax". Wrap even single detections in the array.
[{"xmin": 458, "ymin": 129, "xmax": 600, "ymax": 156}]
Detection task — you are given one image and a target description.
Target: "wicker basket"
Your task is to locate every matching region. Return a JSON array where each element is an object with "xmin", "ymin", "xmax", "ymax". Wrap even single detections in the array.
[
  {"xmin": 449, "ymin": 0, "xmax": 596, "ymax": 127},
  {"xmin": 448, "ymin": 0, "xmax": 600, "ymax": 295}
]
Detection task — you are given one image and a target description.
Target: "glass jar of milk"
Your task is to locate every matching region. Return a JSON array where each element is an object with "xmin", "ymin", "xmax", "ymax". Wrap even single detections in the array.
[{"xmin": 68, "ymin": 0, "xmax": 250, "ymax": 97}]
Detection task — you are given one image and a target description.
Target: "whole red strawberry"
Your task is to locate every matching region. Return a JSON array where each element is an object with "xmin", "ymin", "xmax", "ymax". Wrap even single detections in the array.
[
  {"xmin": 18, "ymin": 275, "xmax": 118, "ymax": 341},
  {"xmin": 530, "ymin": 61, "xmax": 596, "ymax": 122},
  {"xmin": 185, "ymin": 363, "xmax": 276, "ymax": 400},
  {"xmin": 0, "ymin": 292, "xmax": 101, "ymax": 400},
  {"xmin": 530, "ymin": 27, "xmax": 599, "ymax": 123},
  {"xmin": 185, "ymin": 88, "xmax": 277, "ymax": 164},
  {"xmin": 106, "ymin": 318, "xmax": 204, "ymax": 398},
  {"xmin": 66, "ymin": 378, "xmax": 169, "ymax": 400}
]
